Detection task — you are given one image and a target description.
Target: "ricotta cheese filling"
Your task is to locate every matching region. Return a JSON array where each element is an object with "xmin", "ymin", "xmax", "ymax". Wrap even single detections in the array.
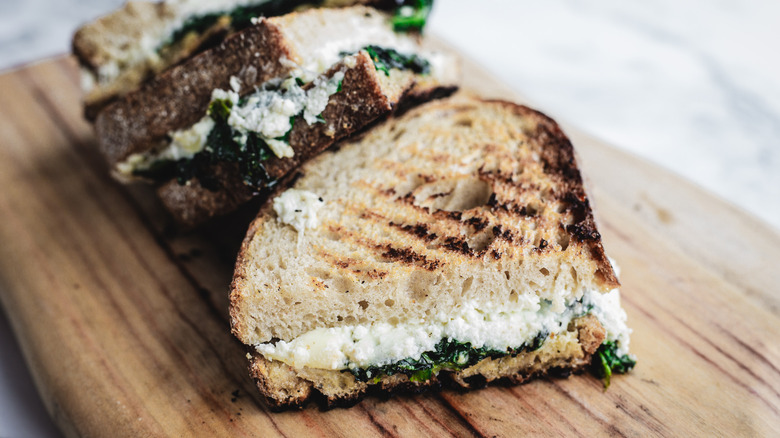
[
  {"xmin": 255, "ymin": 287, "xmax": 633, "ymax": 371},
  {"xmin": 117, "ymin": 63, "xmax": 347, "ymax": 177},
  {"xmin": 118, "ymin": 36, "xmax": 440, "ymax": 178},
  {"xmin": 272, "ymin": 188, "xmax": 325, "ymax": 241}
]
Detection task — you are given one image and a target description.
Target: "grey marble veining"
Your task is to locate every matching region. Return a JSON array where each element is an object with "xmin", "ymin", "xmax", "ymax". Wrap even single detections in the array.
[{"xmin": 0, "ymin": 1, "xmax": 778, "ymax": 437}]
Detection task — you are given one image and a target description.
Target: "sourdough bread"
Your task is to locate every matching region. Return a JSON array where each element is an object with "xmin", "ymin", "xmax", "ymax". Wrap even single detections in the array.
[
  {"xmin": 230, "ymin": 95, "xmax": 629, "ymax": 409},
  {"xmin": 94, "ymin": 6, "xmax": 458, "ymax": 226},
  {"xmin": 73, "ymin": 0, "xmax": 383, "ymax": 117}
]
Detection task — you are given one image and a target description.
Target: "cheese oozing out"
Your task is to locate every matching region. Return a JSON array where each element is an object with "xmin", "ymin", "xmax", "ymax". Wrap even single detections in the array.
[{"xmin": 255, "ymin": 287, "xmax": 633, "ymax": 371}]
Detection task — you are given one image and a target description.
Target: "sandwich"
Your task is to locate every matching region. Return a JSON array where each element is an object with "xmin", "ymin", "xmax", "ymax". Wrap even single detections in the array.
[
  {"xmin": 88, "ymin": 4, "xmax": 457, "ymax": 226},
  {"xmin": 73, "ymin": 0, "xmax": 435, "ymax": 118},
  {"xmin": 229, "ymin": 95, "xmax": 636, "ymax": 410}
]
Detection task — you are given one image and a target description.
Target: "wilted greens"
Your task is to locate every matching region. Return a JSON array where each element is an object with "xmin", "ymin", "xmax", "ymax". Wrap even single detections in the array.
[
  {"xmin": 592, "ymin": 340, "xmax": 636, "ymax": 389},
  {"xmin": 348, "ymin": 333, "xmax": 547, "ymax": 383}
]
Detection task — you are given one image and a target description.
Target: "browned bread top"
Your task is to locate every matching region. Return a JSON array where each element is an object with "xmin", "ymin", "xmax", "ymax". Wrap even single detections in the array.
[{"xmin": 230, "ymin": 94, "xmax": 620, "ymax": 346}]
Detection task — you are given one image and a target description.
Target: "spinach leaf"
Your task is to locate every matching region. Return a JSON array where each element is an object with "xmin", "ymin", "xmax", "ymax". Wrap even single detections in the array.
[
  {"xmin": 364, "ymin": 45, "xmax": 430, "ymax": 76},
  {"xmin": 348, "ymin": 334, "xmax": 548, "ymax": 382},
  {"xmin": 208, "ymin": 97, "xmax": 233, "ymax": 123},
  {"xmin": 133, "ymin": 112, "xmax": 276, "ymax": 190},
  {"xmin": 163, "ymin": 0, "xmax": 316, "ymax": 51},
  {"xmin": 591, "ymin": 341, "xmax": 636, "ymax": 389},
  {"xmin": 392, "ymin": 0, "xmax": 434, "ymax": 33}
]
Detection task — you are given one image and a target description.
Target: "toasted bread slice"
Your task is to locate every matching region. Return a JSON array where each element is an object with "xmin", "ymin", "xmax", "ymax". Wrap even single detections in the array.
[
  {"xmin": 94, "ymin": 6, "xmax": 457, "ymax": 226},
  {"xmin": 230, "ymin": 95, "xmax": 633, "ymax": 409},
  {"xmin": 73, "ymin": 0, "xmax": 386, "ymax": 118},
  {"xmin": 154, "ymin": 54, "xmax": 456, "ymax": 227}
]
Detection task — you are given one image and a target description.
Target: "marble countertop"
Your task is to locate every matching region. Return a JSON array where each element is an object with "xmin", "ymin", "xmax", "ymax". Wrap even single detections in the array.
[{"xmin": 1, "ymin": 1, "xmax": 778, "ymax": 436}]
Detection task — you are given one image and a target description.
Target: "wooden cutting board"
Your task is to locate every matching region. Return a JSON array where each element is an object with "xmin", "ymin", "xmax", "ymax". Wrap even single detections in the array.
[{"xmin": 1, "ymin": 51, "xmax": 778, "ymax": 437}]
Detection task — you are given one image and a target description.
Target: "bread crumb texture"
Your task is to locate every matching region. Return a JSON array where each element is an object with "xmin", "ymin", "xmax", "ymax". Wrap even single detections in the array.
[{"xmin": 231, "ymin": 95, "xmax": 618, "ymax": 344}]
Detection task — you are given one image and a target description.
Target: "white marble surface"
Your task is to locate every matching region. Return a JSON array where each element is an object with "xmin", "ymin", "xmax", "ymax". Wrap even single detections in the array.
[{"xmin": 1, "ymin": 1, "xmax": 778, "ymax": 436}]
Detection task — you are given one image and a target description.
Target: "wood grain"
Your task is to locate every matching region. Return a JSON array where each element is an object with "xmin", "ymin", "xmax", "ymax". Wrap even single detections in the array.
[{"xmin": 0, "ymin": 52, "xmax": 779, "ymax": 437}]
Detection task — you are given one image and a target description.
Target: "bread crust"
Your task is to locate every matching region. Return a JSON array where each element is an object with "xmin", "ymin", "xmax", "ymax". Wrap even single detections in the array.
[
  {"xmin": 230, "ymin": 95, "xmax": 622, "ymax": 409},
  {"xmin": 247, "ymin": 315, "xmax": 606, "ymax": 410},
  {"xmin": 484, "ymin": 99, "xmax": 620, "ymax": 288},
  {"xmin": 73, "ymin": 0, "xmax": 393, "ymax": 117},
  {"xmin": 95, "ymin": 18, "xmax": 295, "ymax": 167},
  {"xmin": 230, "ymin": 95, "xmax": 620, "ymax": 344},
  {"xmin": 157, "ymin": 55, "xmax": 457, "ymax": 226}
]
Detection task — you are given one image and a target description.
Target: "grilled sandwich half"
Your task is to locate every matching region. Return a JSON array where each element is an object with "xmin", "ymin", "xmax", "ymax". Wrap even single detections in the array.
[
  {"xmin": 92, "ymin": 5, "xmax": 457, "ymax": 226},
  {"xmin": 230, "ymin": 95, "xmax": 635, "ymax": 410},
  {"xmin": 73, "ymin": 0, "xmax": 433, "ymax": 118}
]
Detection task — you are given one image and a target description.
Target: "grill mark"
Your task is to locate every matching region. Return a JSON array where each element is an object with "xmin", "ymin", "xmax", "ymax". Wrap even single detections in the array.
[
  {"xmin": 487, "ymin": 194, "xmax": 535, "ymax": 217},
  {"xmin": 379, "ymin": 244, "xmax": 441, "ymax": 271},
  {"xmin": 464, "ymin": 216, "xmax": 489, "ymax": 232},
  {"xmin": 316, "ymin": 248, "xmax": 389, "ymax": 280},
  {"xmin": 492, "ymin": 225, "xmax": 518, "ymax": 244},
  {"xmin": 389, "ymin": 221, "xmax": 438, "ymax": 242},
  {"xmin": 389, "ymin": 219, "xmax": 496, "ymax": 260},
  {"xmin": 442, "ymin": 236, "xmax": 475, "ymax": 256},
  {"xmin": 560, "ymin": 191, "xmax": 589, "ymax": 224},
  {"xmin": 393, "ymin": 191, "xmax": 466, "ymax": 221},
  {"xmin": 566, "ymin": 222, "xmax": 602, "ymax": 242},
  {"xmin": 430, "ymin": 190, "xmax": 453, "ymax": 199}
]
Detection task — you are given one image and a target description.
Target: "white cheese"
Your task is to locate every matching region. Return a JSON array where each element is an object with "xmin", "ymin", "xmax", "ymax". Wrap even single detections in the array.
[
  {"xmin": 116, "ymin": 116, "xmax": 214, "ymax": 177},
  {"xmin": 115, "ymin": 153, "xmax": 146, "ymax": 178},
  {"xmin": 272, "ymin": 189, "xmax": 325, "ymax": 240},
  {"xmin": 584, "ymin": 288, "xmax": 632, "ymax": 356},
  {"xmin": 114, "ymin": 33, "xmax": 443, "ymax": 174},
  {"xmin": 211, "ymin": 87, "xmax": 239, "ymax": 106},
  {"xmin": 79, "ymin": 68, "xmax": 96, "ymax": 93},
  {"xmin": 303, "ymin": 70, "xmax": 345, "ymax": 125},
  {"xmin": 226, "ymin": 69, "xmax": 344, "ymax": 157},
  {"xmin": 164, "ymin": 116, "xmax": 216, "ymax": 160},
  {"xmin": 265, "ymin": 138, "xmax": 294, "ymax": 159},
  {"xmin": 171, "ymin": 0, "xmax": 271, "ymax": 18},
  {"xmin": 229, "ymin": 88, "xmax": 304, "ymax": 140},
  {"xmin": 255, "ymin": 287, "xmax": 633, "ymax": 371}
]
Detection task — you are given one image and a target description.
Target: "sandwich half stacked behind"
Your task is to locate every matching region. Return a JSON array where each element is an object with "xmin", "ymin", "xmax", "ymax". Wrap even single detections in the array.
[
  {"xmin": 230, "ymin": 95, "xmax": 635, "ymax": 410},
  {"xmin": 73, "ymin": 0, "xmax": 434, "ymax": 118},
  {"xmin": 85, "ymin": 4, "xmax": 457, "ymax": 226}
]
